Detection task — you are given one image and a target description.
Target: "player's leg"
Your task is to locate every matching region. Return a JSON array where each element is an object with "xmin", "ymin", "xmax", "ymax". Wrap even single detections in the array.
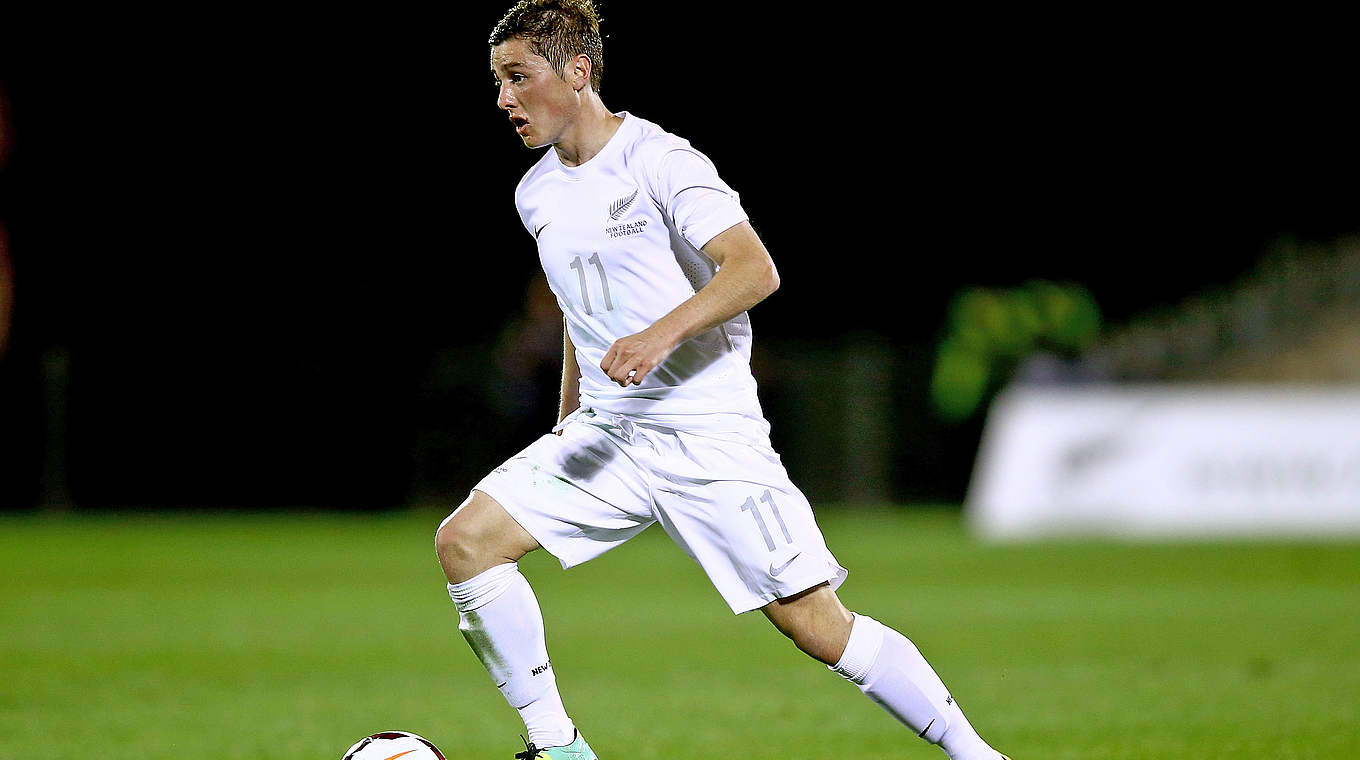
[
  {"xmin": 439, "ymin": 414, "xmax": 655, "ymax": 757},
  {"xmin": 761, "ymin": 583, "xmax": 1004, "ymax": 760},
  {"xmin": 645, "ymin": 423, "xmax": 1004, "ymax": 758},
  {"xmin": 436, "ymin": 490, "xmax": 578, "ymax": 748}
]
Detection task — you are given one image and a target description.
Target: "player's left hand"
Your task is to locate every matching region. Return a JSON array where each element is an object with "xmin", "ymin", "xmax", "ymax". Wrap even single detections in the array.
[{"xmin": 600, "ymin": 326, "xmax": 677, "ymax": 386}]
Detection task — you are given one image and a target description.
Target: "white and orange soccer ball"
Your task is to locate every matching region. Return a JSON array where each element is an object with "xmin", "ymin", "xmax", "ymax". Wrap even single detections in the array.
[{"xmin": 342, "ymin": 730, "xmax": 446, "ymax": 760}]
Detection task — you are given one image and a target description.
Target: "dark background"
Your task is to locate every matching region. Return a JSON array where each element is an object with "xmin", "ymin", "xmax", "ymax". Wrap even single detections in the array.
[{"xmin": 0, "ymin": 3, "xmax": 1354, "ymax": 509}]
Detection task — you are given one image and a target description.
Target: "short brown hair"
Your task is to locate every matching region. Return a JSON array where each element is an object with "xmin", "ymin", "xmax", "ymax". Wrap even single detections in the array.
[{"xmin": 490, "ymin": 0, "xmax": 605, "ymax": 92}]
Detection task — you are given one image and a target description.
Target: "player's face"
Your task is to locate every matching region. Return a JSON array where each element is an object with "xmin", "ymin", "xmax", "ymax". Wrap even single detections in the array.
[{"xmin": 490, "ymin": 38, "xmax": 578, "ymax": 149}]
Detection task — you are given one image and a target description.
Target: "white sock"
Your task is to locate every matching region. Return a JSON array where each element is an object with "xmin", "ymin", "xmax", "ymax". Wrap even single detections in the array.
[
  {"xmin": 447, "ymin": 563, "xmax": 576, "ymax": 748},
  {"xmin": 831, "ymin": 613, "xmax": 996, "ymax": 760}
]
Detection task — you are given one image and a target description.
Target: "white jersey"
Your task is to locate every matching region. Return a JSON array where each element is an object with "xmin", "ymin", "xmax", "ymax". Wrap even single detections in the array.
[{"xmin": 514, "ymin": 112, "xmax": 766, "ymax": 430}]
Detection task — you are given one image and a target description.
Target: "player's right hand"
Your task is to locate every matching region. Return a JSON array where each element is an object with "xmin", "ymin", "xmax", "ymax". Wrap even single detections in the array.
[{"xmin": 599, "ymin": 325, "xmax": 677, "ymax": 387}]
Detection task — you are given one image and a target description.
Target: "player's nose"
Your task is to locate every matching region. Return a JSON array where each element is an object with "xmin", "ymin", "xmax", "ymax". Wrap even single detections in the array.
[{"xmin": 497, "ymin": 84, "xmax": 516, "ymax": 110}]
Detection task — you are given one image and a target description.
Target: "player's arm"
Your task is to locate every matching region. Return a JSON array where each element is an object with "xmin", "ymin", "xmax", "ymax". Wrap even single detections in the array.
[
  {"xmin": 599, "ymin": 220, "xmax": 778, "ymax": 386},
  {"xmin": 558, "ymin": 319, "xmax": 582, "ymax": 428}
]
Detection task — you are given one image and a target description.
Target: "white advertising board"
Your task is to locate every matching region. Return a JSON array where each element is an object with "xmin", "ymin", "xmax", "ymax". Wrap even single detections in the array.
[{"xmin": 966, "ymin": 385, "xmax": 1360, "ymax": 539}]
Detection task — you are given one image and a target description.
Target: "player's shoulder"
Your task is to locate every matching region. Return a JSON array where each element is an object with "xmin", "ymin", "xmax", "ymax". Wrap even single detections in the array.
[
  {"xmin": 618, "ymin": 112, "xmax": 723, "ymax": 192},
  {"xmin": 619, "ymin": 112, "xmax": 699, "ymax": 164}
]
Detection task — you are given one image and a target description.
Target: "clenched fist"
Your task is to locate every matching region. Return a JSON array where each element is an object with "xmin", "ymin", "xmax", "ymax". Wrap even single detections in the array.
[{"xmin": 600, "ymin": 325, "xmax": 679, "ymax": 386}]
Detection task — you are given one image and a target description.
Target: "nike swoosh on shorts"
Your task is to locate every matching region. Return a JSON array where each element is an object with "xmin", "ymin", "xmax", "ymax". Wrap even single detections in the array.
[{"xmin": 769, "ymin": 552, "xmax": 802, "ymax": 576}]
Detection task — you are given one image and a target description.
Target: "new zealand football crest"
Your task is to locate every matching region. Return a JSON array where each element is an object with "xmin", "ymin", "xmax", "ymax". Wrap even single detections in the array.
[
  {"xmin": 609, "ymin": 188, "xmax": 639, "ymax": 220},
  {"xmin": 604, "ymin": 187, "xmax": 648, "ymax": 238}
]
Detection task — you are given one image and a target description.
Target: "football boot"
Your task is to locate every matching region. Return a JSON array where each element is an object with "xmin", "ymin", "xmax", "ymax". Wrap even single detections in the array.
[{"xmin": 513, "ymin": 730, "xmax": 597, "ymax": 759}]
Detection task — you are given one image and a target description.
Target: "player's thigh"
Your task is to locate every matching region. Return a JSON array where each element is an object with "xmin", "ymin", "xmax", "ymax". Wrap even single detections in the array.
[
  {"xmin": 469, "ymin": 419, "xmax": 656, "ymax": 570},
  {"xmin": 650, "ymin": 434, "xmax": 847, "ymax": 615},
  {"xmin": 435, "ymin": 489, "xmax": 540, "ymax": 582}
]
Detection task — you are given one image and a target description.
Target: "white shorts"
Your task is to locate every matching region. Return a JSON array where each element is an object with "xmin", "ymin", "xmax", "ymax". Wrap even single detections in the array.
[{"xmin": 467, "ymin": 407, "xmax": 847, "ymax": 614}]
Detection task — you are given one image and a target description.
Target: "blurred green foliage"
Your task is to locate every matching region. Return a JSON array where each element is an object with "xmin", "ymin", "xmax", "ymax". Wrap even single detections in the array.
[{"xmin": 930, "ymin": 281, "xmax": 1101, "ymax": 422}]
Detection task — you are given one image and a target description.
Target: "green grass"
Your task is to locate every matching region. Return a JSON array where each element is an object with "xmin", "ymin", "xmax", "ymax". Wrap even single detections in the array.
[{"xmin": 2, "ymin": 507, "xmax": 1358, "ymax": 758}]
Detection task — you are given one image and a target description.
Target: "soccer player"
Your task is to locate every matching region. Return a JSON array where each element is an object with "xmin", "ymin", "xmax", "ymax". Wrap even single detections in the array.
[{"xmin": 436, "ymin": 2, "xmax": 1011, "ymax": 758}]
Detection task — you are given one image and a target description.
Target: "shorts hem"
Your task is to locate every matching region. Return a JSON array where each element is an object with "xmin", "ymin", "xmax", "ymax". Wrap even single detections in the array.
[{"xmin": 726, "ymin": 561, "xmax": 850, "ymax": 615}]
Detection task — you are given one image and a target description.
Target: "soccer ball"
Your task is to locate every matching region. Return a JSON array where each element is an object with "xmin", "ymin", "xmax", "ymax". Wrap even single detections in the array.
[{"xmin": 342, "ymin": 730, "xmax": 446, "ymax": 760}]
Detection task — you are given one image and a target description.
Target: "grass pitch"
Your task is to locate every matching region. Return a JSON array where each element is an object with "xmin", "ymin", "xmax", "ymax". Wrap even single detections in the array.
[{"xmin": 2, "ymin": 507, "xmax": 1358, "ymax": 759}]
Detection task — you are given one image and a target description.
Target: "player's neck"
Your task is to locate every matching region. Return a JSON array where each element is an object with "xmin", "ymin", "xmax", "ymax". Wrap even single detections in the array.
[{"xmin": 553, "ymin": 98, "xmax": 622, "ymax": 168}]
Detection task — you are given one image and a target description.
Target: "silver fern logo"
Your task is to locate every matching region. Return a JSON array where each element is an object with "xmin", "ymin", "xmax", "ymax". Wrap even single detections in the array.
[{"xmin": 609, "ymin": 188, "xmax": 639, "ymax": 220}]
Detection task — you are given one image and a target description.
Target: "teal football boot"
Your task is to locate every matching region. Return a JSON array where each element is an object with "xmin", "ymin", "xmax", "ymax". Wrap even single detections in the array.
[{"xmin": 514, "ymin": 730, "xmax": 597, "ymax": 759}]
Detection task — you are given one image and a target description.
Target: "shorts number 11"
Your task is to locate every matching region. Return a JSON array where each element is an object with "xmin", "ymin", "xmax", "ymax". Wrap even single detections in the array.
[{"xmin": 741, "ymin": 489, "xmax": 794, "ymax": 552}]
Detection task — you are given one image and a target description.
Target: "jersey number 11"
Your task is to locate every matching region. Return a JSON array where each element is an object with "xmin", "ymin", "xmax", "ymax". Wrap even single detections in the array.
[{"xmin": 568, "ymin": 253, "xmax": 614, "ymax": 315}]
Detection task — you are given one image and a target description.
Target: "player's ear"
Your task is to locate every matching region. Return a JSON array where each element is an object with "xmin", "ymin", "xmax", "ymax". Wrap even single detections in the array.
[{"xmin": 568, "ymin": 54, "xmax": 592, "ymax": 92}]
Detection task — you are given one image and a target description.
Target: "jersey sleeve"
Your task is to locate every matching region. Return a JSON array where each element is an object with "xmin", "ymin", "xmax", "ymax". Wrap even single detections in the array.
[{"xmin": 651, "ymin": 147, "xmax": 749, "ymax": 251}]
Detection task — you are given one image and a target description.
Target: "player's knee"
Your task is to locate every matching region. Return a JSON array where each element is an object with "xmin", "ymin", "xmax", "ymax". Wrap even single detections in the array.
[
  {"xmin": 765, "ymin": 610, "xmax": 835, "ymax": 663},
  {"xmin": 434, "ymin": 510, "xmax": 484, "ymax": 581},
  {"xmin": 788, "ymin": 625, "xmax": 846, "ymax": 666},
  {"xmin": 772, "ymin": 620, "xmax": 814, "ymax": 655},
  {"xmin": 435, "ymin": 492, "xmax": 537, "ymax": 583},
  {"xmin": 767, "ymin": 619, "xmax": 837, "ymax": 666},
  {"xmin": 763, "ymin": 588, "xmax": 854, "ymax": 666}
]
